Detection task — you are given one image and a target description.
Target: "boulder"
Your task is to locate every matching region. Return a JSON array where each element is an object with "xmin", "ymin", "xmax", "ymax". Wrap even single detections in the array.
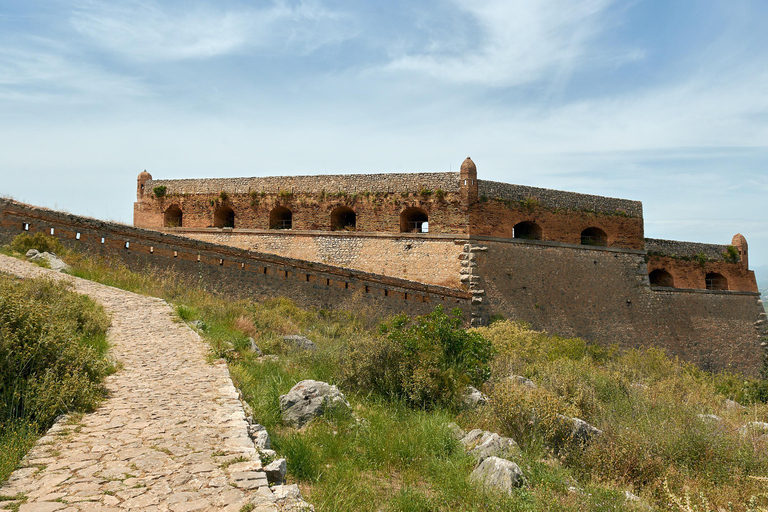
[
  {"xmin": 558, "ymin": 415, "xmax": 602, "ymax": 444},
  {"xmin": 283, "ymin": 335, "xmax": 316, "ymax": 351},
  {"xmin": 697, "ymin": 414, "xmax": 722, "ymax": 423},
  {"xmin": 462, "ymin": 386, "xmax": 488, "ymax": 408},
  {"xmin": 279, "ymin": 380, "xmax": 350, "ymax": 428},
  {"xmin": 28, "ymin": 251, "xmax": 70, "ymax": 272},
  {"xmin": 470, "ymin": 456, "xmax": 525, "ymax": 494},
  {"xmin": 25, "ymin": 249, "xmax": 39, "ymax": 258},
  {"xmin": 271, "ymin": 484, "xmax": 315, "ymax": 511},
  {"xmin": 724, "ymin": 399, "xmax": 746, "ymax": 411},
  {"xmin": 249, "ymin": 423, "xmax": 271, "ymax": 449},
  {"xmin": 264, "ymin": 458, "xmax": 286, "ymax": 485},
  {"xmin": 461, "ymin": 429, "xmax": 520, "ymax": 462},
  {"xmin": 446, "ymin": 422, "xmax": 465, "ymax": 441}
]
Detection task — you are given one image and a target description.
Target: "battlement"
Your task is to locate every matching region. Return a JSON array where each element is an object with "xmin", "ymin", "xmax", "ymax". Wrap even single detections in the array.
[{"xmin": 646, "ymin": 238, "xmax": 730, "ymax": 261}]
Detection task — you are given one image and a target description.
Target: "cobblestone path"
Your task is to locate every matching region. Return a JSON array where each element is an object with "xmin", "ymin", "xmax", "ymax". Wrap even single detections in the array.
[{"xmin": 0, "ymin": 255, "xmax": 279, "ymax": 512}]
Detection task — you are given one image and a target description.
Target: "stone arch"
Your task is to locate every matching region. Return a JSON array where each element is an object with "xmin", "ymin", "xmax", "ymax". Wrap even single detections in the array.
[
  {"xmin": 400, "ymin": 207, "xmax": 428, "ymax": 233},
  {"xmin": 331, "ymin": 206, "xmax": 356, "ymax": 231},
  {"xmin": 270, "ymin": 206, "xmax": 292, "ymax": 230},
  {"xmin": 649, "ymin": 269, "xmax": 674, "ymax": 287},
  {"xmin": 214, "ymin": 206, "xmax": 235, "ymax": 228},
  {"xmin": 513, "ymin": 221, "xmax": 542, "ymax": 240},
  {"xmin": 581, "ymin": 227, "xmax": 607, "ymax": 246},
  {"xmin": 705, "ymin": 272, "xmax": 728, "ymax": 291},
  {"xmin": 164, "ymin": 205, "xmax": 183, "ymax": 228}
]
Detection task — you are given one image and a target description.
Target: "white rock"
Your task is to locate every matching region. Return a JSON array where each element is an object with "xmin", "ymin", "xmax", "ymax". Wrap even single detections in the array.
[
  {"xmin": 264, "ymin": 458, "xmax": 286, "ymax": 485},
  {"xmin": 739, "ymin": 421, "xmax": 768, "ymax": 437},
  {"xmin": 462, "ymin": 386, "xmax": 488, "ymax": 408},
  {"xmin": 461, "ymin": 429, "xmax": 520, "ymax": 462},
  {"xmin": 279, "ymin": 380, "xmax": 350, "ymax": 428},
  {"xmin": 470, "ymin": 456, "xmax": 525, "ymax": 494},
  {"xmin": 29, "ymin": 251, "xmax": 71, "ymax": 272}
]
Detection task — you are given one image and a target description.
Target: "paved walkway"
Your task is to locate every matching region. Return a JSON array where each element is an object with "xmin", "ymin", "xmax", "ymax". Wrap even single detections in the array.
[{"xmin": 0, "ymin": 255, "xmax": 278, "ymax": 512}]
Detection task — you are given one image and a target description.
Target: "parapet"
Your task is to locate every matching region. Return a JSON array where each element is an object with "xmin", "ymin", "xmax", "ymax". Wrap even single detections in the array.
[
  {"xmin": 477, "ymin": 180, "xmax": 643, "ymax": 217},
  {"xmin": 645, "ymin": 238, "xmax": 732, "ymax": 262}
]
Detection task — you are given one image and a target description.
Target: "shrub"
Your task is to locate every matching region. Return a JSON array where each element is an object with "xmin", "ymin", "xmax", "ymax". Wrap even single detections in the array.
[
  {"xmin": 723, "ymin": 245, "xmax": 741, "ymax": 264},
  {"xmin": 10, "ymin": 232, "xmax": 65, "ymax": 255},
  {"xmin": 153, "ymin": 185, "xmax": 167, "ymax": 198},
  {"xmin": 219, "ymin": 190, "xmax": 229, "ymax": 201},
  {"xmin": 342, "ymin": 306, "xmax": 492, "ymax": 408}
]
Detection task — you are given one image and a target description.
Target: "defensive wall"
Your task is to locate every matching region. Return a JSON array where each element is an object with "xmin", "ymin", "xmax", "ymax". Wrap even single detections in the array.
[{"xmin": 0, "ymin": 199, "xmax": 472, "ymax": 319}]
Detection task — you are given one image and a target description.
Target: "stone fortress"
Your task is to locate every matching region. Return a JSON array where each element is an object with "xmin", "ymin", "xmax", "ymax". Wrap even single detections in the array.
[{"xmin": 131, "ymin": 157, "xmax": 766, "ymax": 374}]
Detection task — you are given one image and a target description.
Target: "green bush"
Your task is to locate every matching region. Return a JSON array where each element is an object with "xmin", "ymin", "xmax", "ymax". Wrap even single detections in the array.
[
  {"xmin": 153, "ymin": 185, "xmax": 167, "ymax": 198},
  {"xmin": 342, "ymin": 306, "xmax": 492, "ymax": 408},
  {"xmin": 10, "ymin": 232, "xmax": 65, "ymax": 255}
]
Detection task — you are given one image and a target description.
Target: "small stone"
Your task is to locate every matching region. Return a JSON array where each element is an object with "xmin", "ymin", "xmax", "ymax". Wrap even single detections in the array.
[
  {"xmin": 248, "ymin": 338, "xmax": 263, "ymax": 356},
  {"xmin": 739, "ymin": 421, "xmax": 768, "ymax": 437},
  {"xmin": 461, "ymin": 429, "xmax": 520, "ymax": 462},
  {"xmin": 282, "ymin": 335, "xmax": 316, "ymax": 351},
  {"xmin": 697, "ymin": 414, "xmax": 722, "ymax": 422},
  {"xmin": 508, "ymin": 375, "xmax": 536, "ymax": 389},
  {"xmin": 25, "ymin": 249, "xmax": 40, "ymax": 258},
  {"xmin": 446, "ymin": 422, "xmax": 465, "ymax": 440},
  {"xmin": 462, "ymin": 386, "xmax": 487, "ymax": 408},
  {"xmin": 249, "ymin": 424, "xmax": 271, "ymax": 449}
]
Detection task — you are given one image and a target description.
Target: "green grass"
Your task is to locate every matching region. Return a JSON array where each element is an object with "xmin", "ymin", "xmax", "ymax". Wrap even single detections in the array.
[{"xmin": 7, "ymin": 234, "xmax": 768, "ymax": 510}]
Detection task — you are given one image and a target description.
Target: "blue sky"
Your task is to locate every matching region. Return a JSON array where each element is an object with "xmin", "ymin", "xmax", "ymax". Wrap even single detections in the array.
[{"xmin": 1, "ymin": 0, "xmax": 767, "ymax": 289}]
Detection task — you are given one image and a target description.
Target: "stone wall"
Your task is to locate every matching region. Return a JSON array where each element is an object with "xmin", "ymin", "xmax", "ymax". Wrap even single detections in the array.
[
  {"xmin": 646, "ymin": 256, "xmax": 758, "ymax": 292},
  {"xmin": 0, "ymin": 199, "xmax": 471, "ymax": 320},
  {"xmin": 646, "ymin": 238, "xmax": 730, "ymax": 260},
  {"xmin": 145, "ymin": 172, "xmax": 461, "ymax": 196},
  {"xmin": 177, "ymin": 230, "xmax": 463, "ymax": 288},
  {"xmin": 473, "ymin": 238, "xmax": 765, "ymax": 375},
  {"xmin": 477, "ymin": 180, "xmax": 643, "ymax": 217}
]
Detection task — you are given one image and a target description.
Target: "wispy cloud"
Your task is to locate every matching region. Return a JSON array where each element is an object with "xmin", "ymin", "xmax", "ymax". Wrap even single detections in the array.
[
  {"xmin": 70, "ymin": 0, "xmax": 356, "ymax": 61},
  {"xmin": 0, "ymin": 37, "xmax": 147, "ymax": 102},
  {"xmin": 383, "ymin": 0, "xmax": 632, "ymax": 87}
]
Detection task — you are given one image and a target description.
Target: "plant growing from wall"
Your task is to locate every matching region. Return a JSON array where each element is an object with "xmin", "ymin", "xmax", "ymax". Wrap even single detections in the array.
[
  {"xmin": 435, "ymin": 189, "xmax": 445, "ymax": 201},
  {"xmin": 723, "ymin": 245, "xmax": 741, "ymax": 264},
  {"xmin": 153, "ymin": 186, "xmax": 167, "ymax": 198},
  {"xmin": 693, "ymin": 253, "xmax": 709, "ymax": 267},
  {"xmin": 519, "ymin": 196, "xmax": 541, "ymax": 210},
  {"xmin": 219, "ymin": 191, "xmax": 229, "ymax": 202},
  {"xmin": 419, "ymin": 188, "xmax": 433, "ymax": 198}
]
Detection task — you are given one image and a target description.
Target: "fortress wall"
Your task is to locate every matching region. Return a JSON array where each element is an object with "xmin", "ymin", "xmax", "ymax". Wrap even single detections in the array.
[
  {"xmin": 647, "ymin": 255, "xmax": 758, "ymax": 292},
  {"xmin": 135, "ymin": 191, "xmax": 469, "ymax": 234},
  {"xmin": 478, "ymin": 180, "xmax": 643, "ymax": 218},
  {"xmin": 175, "ymin": 230, "xmax": 463, "ymax": 288},
  {"xmin": 475, "ymin": 239, "xmax": 765, "ymax": 375},
  {"xmin": 468, "ymin": 201, "xmax": 645, "ymax": 250},
  {"xmin": 145, "ymin": 172, "xmax": 461, "ymax": 196},
  {"xmin": 0, "ymin": 199, "xmax": 471, "ymax": 319}
]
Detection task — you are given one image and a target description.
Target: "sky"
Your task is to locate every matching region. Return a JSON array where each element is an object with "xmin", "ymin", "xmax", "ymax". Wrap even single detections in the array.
[{"xmin": 1, "ymin": 0, "xmax": 767, "ymax": 292}]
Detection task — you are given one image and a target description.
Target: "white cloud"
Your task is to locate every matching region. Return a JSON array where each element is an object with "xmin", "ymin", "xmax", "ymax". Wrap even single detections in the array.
[
  {"xmin": 384, "ymin": 0, "xmax": 628, "ymax": 87},
  {"xmin": 70, "ymin": 0, "xmax": 356, "ymax": 61}
]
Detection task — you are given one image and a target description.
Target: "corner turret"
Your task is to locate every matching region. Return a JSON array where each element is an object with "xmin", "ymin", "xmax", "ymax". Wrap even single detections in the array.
[
  {"xmin": 732, "ymin": 233, "xmax": 749, "ymax": 269},
  {"xmin": 137, "ymin": 170, "xmax": 152, "ymax": 201},
  {"xmin": 459, "ymin": 157, "xmax": 478, "ymax": 204}
]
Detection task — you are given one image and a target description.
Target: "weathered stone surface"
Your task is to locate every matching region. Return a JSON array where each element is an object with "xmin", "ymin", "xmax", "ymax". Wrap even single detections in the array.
[
  {"xmin": 279, "ymin": 380, "xmax": 350, "ymax": 428},
  {"xmin": 282, "ymin": 335, "xmax": 316, "ymax": 351},
  {"xmin": 697, "ymin": 414, "xmax": 722, "ymax": 422},
  {"xmin": 264, "ymin": 458, "xmax": 286, "ymax": 485},
  {"xmin": 462, "ymin": 386, "xmax": 488, "ymax": 408},
  {"xmin": 739, "ymin": 421, "xmax": 768, "ymax": 437},
  {"xmin": 446, "ymin": 422, "xmax": 465, "ymax": 440},
  {"xmin": 28, "ymin": 251, "xmax": 71, "ymax": 272},
  {"xmin": 470, "ymin": 456, "xmax": 525, "ymax": 494},
  {"xmin": 0, "ymin": 255, "xmax": 280, "ymax": 512},
  {"xmin": 558, "ymin": 415, "xmax": 603, "ymax": 444},
  {"xmin": 460, "ymin": 429, "xmax": 520, "ymax": 462},
  {"xmin": 507, "ymin": 375, "xmax": 536, "ymax": 389},
  {"xmin": 249, "ymin": 337, "xmax": 263, "ymax": 356},
  {"xmin": 249, "ymin": 423, "xmax": 271, "ymax": 449}
]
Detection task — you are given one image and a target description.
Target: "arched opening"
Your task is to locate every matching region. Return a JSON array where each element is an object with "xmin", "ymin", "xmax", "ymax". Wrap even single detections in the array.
[
  {"xmin": 400, "ymin": 208, "xmax": 428, "ymax": 233},
  {"xmin": 164, "ymin": 205, "xmax": 183, "ymax": 228},
  {"xmin": 649, "ymin": 269, "xmax": 674, "ymax": 287},
  {"xmin": 705, "ymin": 272, "xmax": 728, "ymax": 291},
  {"xmin": 214, "ymin": 206, "xmax": 235, "ymax": 228},
  {"xmin": 270, "ymin": 207, "xmax": 292, "ymax": 230},
  {"xmin": 581, "ymin": 227, "xmax": 607, "ymax": 246},
  {"xmin": 331, "ymin": 207, "xmax": 356, "ymax": 231},
  {"xmin": 513, "ymin": 221, "xmax": 542, "ymax": 240}
]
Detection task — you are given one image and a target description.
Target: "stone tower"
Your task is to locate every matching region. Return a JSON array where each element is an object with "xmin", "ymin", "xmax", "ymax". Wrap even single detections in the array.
[
  {"xmin": 460, "ymin": 157, "xmax": 478, "ymax": 204},
  {"xmin": 137, "ymin": 170, "xmax": 152, "ymax": 201}
]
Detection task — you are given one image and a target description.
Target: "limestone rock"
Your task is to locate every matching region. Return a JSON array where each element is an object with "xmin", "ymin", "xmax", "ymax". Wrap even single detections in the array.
[
  {"xmin": 739, "ymin": 421, "xmax": 768, "ymax": 437},
  {"xmin": 724, "ymin": 399, "xmax": 746, "ymax": 411},
  {"xmin": 249, "ymin": 423, "xmax": 271, "ymax": 449},
  {"xmin": 283, "ymin": 335, "xmax": 316, "ymax": 351},
  {"xmin": 697, "ymin": 414, "xmax": 722, "ymax": 423},
  {"xmin": 470, "ymin": 456, "xmax": 525, "ymax": 494},
  {"xmin": 279, "ymin": 380, "xmax": 350, "ymax": 428},
  {"xmin": 271, "ymin": 484, "xmax": 315, "ymax": 511},
  {"xmin": 249, "ymin": 338, "xmax": 263, "ymax": 356},
  {"xmin": 508, "ymin": 375, "xmax": 537, "ymax": 389},
  {"xmin": 462, "ymin": 386, "xmax": 488, "ymax": 408},
  {"xmin": 446, "ymin": 422, "xmax": 465, "ymax": 440},
  {"xmin": 28, "ymin": 251, "xmax": 70, "ymax": 272},
  {"xmin": 25, "ymin": 249, "xmax": 39, "ymax": 258},
  {"xmin": 264, "ymin": 458, "xmax": 286, "ymax": 485},
  {"xmin": 557, "ymin": 415, "xmax": 602, "ymax": 444},
  {"xmin": 461, "ymin": 429, "xmax": 520, "ymax": 462}
]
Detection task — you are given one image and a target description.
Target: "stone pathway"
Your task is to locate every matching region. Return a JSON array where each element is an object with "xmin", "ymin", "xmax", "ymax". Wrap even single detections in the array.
[{"xmin": 0, "ymin": 255, "xmax": 279, "ymax": 512}]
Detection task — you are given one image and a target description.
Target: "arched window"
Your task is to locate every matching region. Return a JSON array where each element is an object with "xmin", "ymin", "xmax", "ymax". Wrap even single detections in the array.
[
  {"xmin": 513, "ymin": 221, "xmax": 542, "ymax": 240},
  {"xmin": 400, "ymin": 207, "xmax": 428, "ymax": 233},
  {"xmin": 705, "ymin": 272, "xmax": 728, "ymax": 291},
  {"xmin": 270, "ymin": 207, "xmax": 292, "ymax": 230},
  {"xmin": 331, "ymin": 207, "xmax": 356, "ymax": 231},
  {"xmin": 164, "ymin": 205, "xmax": 183, "ymax": 228},
  {"xmin": 581, "ymin": 227, "xmax": 607, "ymax": 246},
  {"xmin": 214, "ymin": 206, "xmax": 235, "ymax": 228},
  {"xmin": 649, "ymin": 269, "xmax": 674, "ymax": 287}
]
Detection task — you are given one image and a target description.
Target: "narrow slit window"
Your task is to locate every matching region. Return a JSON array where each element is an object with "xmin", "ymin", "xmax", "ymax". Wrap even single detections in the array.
[
  {"xmin": 197, "ymin": 254, "xmax": 201, "ymax": 262},
  {"xmin": 306, "ymin": 274, "xmax": 310, "ymax": 282},
  {"xmin": 326, "ymin": 278, "xmax": 330, "ymax": 286},
  {"xmin": 101, "ymin": 237, "xmax": 105, "ymax": 244},
  {"xmin": 384, "ymin": 289, "xmax": 389, "ymax": 297},
  {"xmin": 173, "ymin": 251, "xmax": 178, "ymax": 258},
  {"xmin": 76, "ymin": 232, "xmax": 81, "ymax": 240},
  {"xmin": 150, "ymin": 246, "xmax": 154, "ymax": 253},
  {"xmin": 125, "ymin": 241, "xmax": 130, "ymax": 249},
  {"xmin": 284, "ymin": 270, "xmax": 288, "ymax": 278},
  {"xmin": 345, "ymin": 282, "xmax": 349, "ymax": 289},
  {"xmin": 23, "ymin": 223, "xmax": 29, "ymax": 231},
  {"xmin": 241, "ymin": 263, "xmax": 245, "ymax": 269},
  {"xmin": 219, "ymin": 259, "xmax": 224, "ymax": 266},
  {"xmin": 50, "ymin": 228, "xmax": 55, "ymax": 235}
]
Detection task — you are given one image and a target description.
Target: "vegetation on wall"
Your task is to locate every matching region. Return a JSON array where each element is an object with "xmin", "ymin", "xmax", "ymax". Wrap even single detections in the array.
[{"xmin": 153, "ymin": 185, "xmax": 167, "ymax": 198}]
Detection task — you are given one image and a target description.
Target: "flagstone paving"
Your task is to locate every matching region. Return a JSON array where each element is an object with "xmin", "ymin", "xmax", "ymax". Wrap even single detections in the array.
[{"xmin": 0, "ymin": 255, "xmax": 281, "ymax": 511}]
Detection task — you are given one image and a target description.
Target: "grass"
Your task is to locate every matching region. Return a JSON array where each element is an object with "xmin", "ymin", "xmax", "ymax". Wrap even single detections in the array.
[{"xmin": 5, "ymin": 234, "xmax": 768, "ymax": 510}]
